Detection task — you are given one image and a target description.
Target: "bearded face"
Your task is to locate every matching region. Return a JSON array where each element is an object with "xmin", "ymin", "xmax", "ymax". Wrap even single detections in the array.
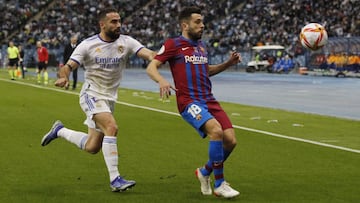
[
  {"xmin": 183, "ymin": 13, "xmax": 204, "ymax": 41},
  {"xmin": 101, "ymin": 12, "xmax": 121, "ymax": 41}
]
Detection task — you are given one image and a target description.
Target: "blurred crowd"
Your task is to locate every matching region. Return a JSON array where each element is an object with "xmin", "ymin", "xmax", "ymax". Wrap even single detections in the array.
[
  {"xmin": 1, "ymin": 0, "xmax": 149, "ymax": 49},
  {"xmin": 0, "ymin": 0, "xmax": 52, "ymax": 43},
  {"xmin": 212, "ymin": 0, "xmax": 360, "ymax": 53},
  {"xmin": 0, "ymin": 0, "xmax": 359, "ymax": 66}
]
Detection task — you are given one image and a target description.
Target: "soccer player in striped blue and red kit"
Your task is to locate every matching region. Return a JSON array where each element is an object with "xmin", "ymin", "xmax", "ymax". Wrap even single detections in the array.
[{"xmin": 147, "ymin": 6, "xmax": 241, "ymax": 199}]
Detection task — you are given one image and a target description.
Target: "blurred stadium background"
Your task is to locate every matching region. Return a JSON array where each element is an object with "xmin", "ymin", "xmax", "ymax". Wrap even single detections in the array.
[
  {"xmin": 0, "ymin": 2, "xmax": 359, "ymax": 202},
  {"xmin": 0, "ymin": 0, "xmax": 359, "ymax": 75}
]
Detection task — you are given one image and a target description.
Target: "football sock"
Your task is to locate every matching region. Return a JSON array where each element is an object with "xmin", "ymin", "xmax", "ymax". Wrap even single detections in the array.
[
  {"xmin": 43, "ymin": 71, "xmax": 48, "ymax": 84},
  {"xmin": 200, "ymin": 161, "xmax": 212, "ymax": 176},
  {"xmin": 8, "ymin": 69, "xmax": 14, "ymax": 79},
  {"xmin": 57, "ymin": 128, "xmax": 88, "ymax": 149},
  {"xmin": 102, "ymin": 136, "xmax": 120, "ymax": 182},
  {"xmin": 200, "ymin": 149, "xmax": 232, "ymax": 176},
  {"xmin": 37, "ymin": 73, "xmax": 41, "ymax": 83},
  {"xmin": 213, "ymin": 162, "xmax": 224, "ymax": 188},
  {"xmin": 209, "ymin": 140, "xmax": 224, "ymax": 188}
]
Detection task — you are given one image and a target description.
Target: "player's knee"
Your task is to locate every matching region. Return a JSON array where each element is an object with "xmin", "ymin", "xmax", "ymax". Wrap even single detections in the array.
[
  {"xmin": 88, "ymin": 150, "xmax": 99, "ymax": 154},
  {"xmin": 207, "ymin": 126, "xmax": 223, "ymax": 140},
  {"xmin": 104, "ymin": 123, "xmax": 118, "ymax": 136},
  {"xmin": 228, "ymin": 136, "xmax": 237, "ymax": 148},
  {"xmin": 85, "ymin": 146, "xmax": 101, "ymax": 154},
  {"xmin": 223, "ymin": 129, "xmax": 237, "ymax": 149},
  {"xmin": 84, "ymin": 143, "xmax": 102, "ymax": 154}
]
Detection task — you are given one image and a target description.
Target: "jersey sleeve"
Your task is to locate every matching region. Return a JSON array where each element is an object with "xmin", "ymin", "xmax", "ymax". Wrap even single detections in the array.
[
  {"xmin": 126, "ymin": 36, "xmax": 145, "ymax": 55},
  {"xmin": 154, "ymin": 39, "xmax": 177, "ymax": 63},
  {"xmin": 69, "ymin": 41, "xmax": 87, "ymax": 65}
]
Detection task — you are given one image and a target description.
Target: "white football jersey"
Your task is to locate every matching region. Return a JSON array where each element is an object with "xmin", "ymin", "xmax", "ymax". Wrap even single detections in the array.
[{"xmin": 70, "ymin": 34, "xmax": 144, "ymax": 100}]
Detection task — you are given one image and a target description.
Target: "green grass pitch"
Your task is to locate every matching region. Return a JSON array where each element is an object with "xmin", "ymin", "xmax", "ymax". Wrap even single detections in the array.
[{"xmin": 0, "ymin": 71, "xmax": 359, "ymax": 203}]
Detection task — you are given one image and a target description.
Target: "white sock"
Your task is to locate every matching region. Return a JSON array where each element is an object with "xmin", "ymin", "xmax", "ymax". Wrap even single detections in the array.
[
  {"xmin": 57, "ymin": 128, "xmax": 88, "ymax": 149},
  {"xmin": 102, "ymin": 136, "xmax": 120, "ymax": 182}
]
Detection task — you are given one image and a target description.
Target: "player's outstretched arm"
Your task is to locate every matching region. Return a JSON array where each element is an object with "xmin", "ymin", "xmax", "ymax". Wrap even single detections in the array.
[
  {"xmin": 137, "ymin": 47, "xmax": 157, "ymax": 61},
  {"xmin": 146, "ymin": 59, "xmax": 177, "ymax": 99},
  {"xmin": 208, "ymin": 51, "xmax": 242, "ymax": 77}
]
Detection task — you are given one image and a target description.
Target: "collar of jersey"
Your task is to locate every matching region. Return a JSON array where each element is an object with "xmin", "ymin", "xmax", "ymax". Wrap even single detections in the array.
[
  {"xmin": 98, "ymin": 34, "xmax": 118, "ymax": 43},
  {"xmin": 180, "ymin": 35, "xmax": 199, "ymax": 46}
]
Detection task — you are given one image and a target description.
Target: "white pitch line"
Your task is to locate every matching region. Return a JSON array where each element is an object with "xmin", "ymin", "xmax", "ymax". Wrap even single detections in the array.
[
  {"xmin": 2, "ymin": 78, "xmax": 359, "ymax": 154},
  {"xmin": 232, "ymin": 125, "xmax": 360, "ymax": 154},
  {"xmin": 117, "ymin": 101, "xmax": 360, "ymax": 154}
]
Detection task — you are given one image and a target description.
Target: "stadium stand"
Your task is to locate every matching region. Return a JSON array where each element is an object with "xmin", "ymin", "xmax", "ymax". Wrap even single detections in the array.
[
  {"xmin": 0, "ymin": 0, "xmax": 359, "ymax": 74},
  {"xmin": 0, "ymin": 0, "xmax": 52, "ymax": 43}
]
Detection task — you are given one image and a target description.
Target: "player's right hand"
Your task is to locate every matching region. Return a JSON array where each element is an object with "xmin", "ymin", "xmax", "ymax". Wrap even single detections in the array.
[
  {"xmin": 158, "ymin": 79, "xmax": 177, "ymax": 100},
  {"xmin": 55, "ymin": 78, "xmax": 69, "ymax": 89}
]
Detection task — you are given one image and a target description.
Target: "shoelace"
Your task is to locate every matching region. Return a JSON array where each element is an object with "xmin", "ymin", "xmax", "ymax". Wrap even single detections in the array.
[{"xmin": 222, "ymin": 182, "xmax": 232, "ymax": 191}]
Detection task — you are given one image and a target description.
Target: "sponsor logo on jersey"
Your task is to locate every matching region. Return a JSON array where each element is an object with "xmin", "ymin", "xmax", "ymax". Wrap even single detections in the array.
[
  {"xmin": 95, "ymin": 57, "xmax": 122, "ymax": 69},
  {"xmin": 184, "ymin": 55, "xmax": 208, "ymax": 64}
]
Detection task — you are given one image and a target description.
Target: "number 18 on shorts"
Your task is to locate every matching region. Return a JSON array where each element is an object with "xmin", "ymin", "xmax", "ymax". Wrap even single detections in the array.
[{"xmin": 181, "ymin": 102, "xmax": 213, "ymax": 138}]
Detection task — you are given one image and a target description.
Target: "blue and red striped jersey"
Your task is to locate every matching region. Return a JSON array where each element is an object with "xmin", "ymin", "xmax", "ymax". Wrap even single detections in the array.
[{"xmin": 155, "ymin": 36, "xmax": 216, "ymax": 112}]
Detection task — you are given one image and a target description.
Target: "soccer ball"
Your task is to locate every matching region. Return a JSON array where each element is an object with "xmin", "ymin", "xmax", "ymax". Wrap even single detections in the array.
[{"xmin": 299, "ymin": 23, "xmax": 328, "ymax": 51}]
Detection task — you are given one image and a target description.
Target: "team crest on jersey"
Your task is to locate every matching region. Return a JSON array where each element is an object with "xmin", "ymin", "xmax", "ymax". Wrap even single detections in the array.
[
  {"xmin": 118, "ymin": 45, "xmax": 124, "ymax": 53},
  {"xmin": 195, "ymin": 114, "xmax": 202, "ymax": 120},
  {"xmin": 193, "ymin": 46, "xmax": 205, "ymax": 54}
]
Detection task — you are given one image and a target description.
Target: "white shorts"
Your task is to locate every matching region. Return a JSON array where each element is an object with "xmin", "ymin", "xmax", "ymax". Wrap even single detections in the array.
[{"xmin": 79, "ymin": 93, "xmax": 115, "ymax": 131}]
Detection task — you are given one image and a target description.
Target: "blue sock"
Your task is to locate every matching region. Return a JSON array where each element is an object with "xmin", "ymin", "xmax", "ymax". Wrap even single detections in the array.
[
  {"xmin": 209, "ymin": 140, "xmax": 224, "ymax": 188},
  {"xmin": 200, "ymin": 160, "xmax": 212, "ymax": 176},
  {"xmin": 200, "ymin": 148, "xmax": 232, "ymax": 176}
]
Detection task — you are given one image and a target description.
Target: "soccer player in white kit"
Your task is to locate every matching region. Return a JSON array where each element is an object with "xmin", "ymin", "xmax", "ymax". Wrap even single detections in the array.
[{"xmin": 41, "ymin": 7, "xmax": 156, "ymax": 192}]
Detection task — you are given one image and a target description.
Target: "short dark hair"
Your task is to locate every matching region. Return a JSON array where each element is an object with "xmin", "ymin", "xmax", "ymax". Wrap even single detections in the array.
[
  {"xmin": 97, "ymin": 7, "xmax": 118, "ymax": 22},
  {"xmin": 178, "ymin": 6, "xmax": 202, "ymax": 23}
]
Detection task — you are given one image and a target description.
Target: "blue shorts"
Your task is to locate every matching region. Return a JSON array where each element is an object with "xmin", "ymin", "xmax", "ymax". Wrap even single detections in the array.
[
  {"xmin": 180, "ymin": 101, "xmax": 233, "ymax": 138},
  {"xmin": 180, "ymin": 102, "xmax": 214, "ymax": 138}
]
